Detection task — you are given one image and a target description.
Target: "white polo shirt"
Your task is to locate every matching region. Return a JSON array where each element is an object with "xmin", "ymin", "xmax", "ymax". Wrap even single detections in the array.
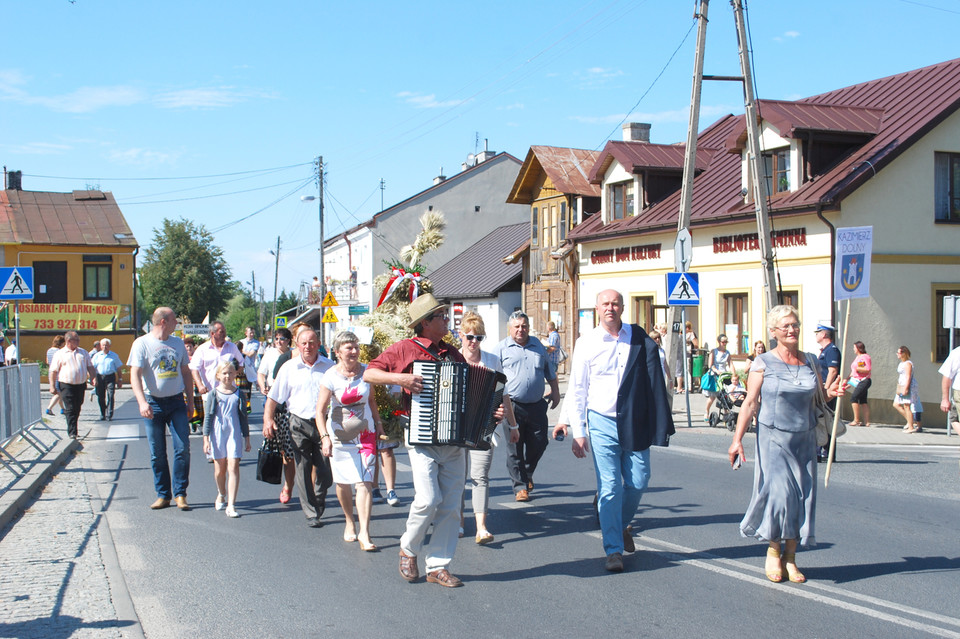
[{"xmin": 268, "ymin": 355, "xmax": 334, "ymax": 420}]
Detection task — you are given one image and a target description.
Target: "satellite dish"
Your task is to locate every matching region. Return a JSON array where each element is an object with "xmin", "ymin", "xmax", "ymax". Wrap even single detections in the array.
[{"xmin": 466, "ymin": 153, "xmax": 476, "ymax": 166}]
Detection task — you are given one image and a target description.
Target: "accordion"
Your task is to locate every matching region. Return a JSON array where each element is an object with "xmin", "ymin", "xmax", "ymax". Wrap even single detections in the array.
[{"xmin": 408, "ymin": 361, "xmax": 506, "ymax": 447}]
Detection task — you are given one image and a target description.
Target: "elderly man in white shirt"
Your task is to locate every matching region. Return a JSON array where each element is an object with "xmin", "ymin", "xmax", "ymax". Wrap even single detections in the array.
[
  {"xmin": 263, "ymin": 327, "xmax": 334, "ymax": 527},
  {"xmin": 554, "ymin": 289, "xmax": 674, "ymax": 573}
]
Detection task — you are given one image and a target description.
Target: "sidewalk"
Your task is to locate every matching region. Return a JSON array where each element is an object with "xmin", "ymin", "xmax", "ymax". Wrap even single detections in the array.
[{"xmin": 0, "ymin": 390, "xmax": 142, "ymax": 639}]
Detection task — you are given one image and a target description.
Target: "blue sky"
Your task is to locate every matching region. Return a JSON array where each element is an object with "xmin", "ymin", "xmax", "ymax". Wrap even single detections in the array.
[{"xmin": 3, "ymin": 0, "xmax": 959, "ymax": 302}]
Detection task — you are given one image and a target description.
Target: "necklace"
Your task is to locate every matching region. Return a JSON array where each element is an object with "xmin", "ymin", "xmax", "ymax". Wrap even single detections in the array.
[{"xmin": 777, "ymin": 348, "xmax": 804, "ymax": 385}]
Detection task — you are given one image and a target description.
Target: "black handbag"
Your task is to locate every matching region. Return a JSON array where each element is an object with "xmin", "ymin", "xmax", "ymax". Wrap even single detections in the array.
[{"xmin": 256, "ymin": 438, "xmax": 283, "ymax": 485}]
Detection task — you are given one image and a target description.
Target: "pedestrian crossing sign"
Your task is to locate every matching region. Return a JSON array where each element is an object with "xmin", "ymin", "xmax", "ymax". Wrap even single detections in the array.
[
  {"xmin": 321, "ymin": 307, "xmax": 339, "ymax": 323},
  {"xmin": 321, "ymin": 291, "xmax": 338, "ymax": 307},
  {"xmin": 666, "ymin": 272, "xmax": 699, "ymax": 306},
  {"xmin": 0, "ymin": 266, "xmax": 33, "ymax": 301},
  {"xmin": 274, "ymin": 316, "xmax": 287, "ymax": 329}
]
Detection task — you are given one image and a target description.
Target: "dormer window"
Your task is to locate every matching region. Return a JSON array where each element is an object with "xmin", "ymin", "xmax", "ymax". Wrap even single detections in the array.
[
  {"xmin": 763, "ymin": 148, "xmax": 791, "ymax": 195},
  {"xmin": 609, "ymin": 181, "xmax": 634, "ymax": 220}
]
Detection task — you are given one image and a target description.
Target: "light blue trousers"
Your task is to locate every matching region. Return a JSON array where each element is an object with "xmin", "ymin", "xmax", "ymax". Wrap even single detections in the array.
[{"xmin": 588, "ymin": 410, "xmax": 651, "ymax": 555}]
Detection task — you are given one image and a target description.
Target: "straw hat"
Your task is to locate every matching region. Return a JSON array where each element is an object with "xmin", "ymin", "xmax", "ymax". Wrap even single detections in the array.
[{"xmin": 407, "ymin": 293, "xmax": 446, "ymax": 329}]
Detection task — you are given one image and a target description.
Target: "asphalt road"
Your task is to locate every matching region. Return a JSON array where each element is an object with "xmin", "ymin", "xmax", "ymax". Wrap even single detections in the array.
[{"xmin": 80, "ymin": 393, "xmax": 960, "ymax": 639}]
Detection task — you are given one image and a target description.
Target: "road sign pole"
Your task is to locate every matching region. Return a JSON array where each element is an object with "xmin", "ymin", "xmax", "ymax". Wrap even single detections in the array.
[{"xmin": 682, "ymin": 306, "xmax": 692, "ymax": 429}]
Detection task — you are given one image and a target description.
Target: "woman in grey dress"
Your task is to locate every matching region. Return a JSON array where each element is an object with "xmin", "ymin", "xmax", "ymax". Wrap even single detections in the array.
[{"xmin": 728, "ymin": 305, "xmax": 841, "ymax": 584}]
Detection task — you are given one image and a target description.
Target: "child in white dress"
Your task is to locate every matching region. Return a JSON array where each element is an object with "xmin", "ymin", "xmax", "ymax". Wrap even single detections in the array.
[{"xmin": 203, "ymin": 361, "xmax": 251, "ymax": 518}]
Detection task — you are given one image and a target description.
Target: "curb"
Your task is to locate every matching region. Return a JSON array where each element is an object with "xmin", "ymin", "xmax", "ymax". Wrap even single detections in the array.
[{"xmin": 0, "ymin": 435, "xmax": 81, "ymax": 531}]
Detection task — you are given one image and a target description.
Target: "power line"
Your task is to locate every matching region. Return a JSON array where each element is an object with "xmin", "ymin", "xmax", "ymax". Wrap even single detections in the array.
[
  {"xmin": 21, "ymin": 161, "xmax": 313, "ymax": 182},
  {"xmin": 116, "ymin": 177, "xmax": 313, "ymax": 205},
  {"xmin": 209, "ymin": 178, "xmax": 315, "ymax": 233}
]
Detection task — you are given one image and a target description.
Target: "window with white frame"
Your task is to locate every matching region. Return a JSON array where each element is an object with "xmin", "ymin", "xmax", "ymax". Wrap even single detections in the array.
[
  {"xmin": 935, "ymin": 152, "xmax": 960, "ymax": 222},
  {"xmin": 763, "ymin": 148, "xmax": 791, "ymax": 195},
  {"xmin": 608, "ymin": 181, "xmax": 634, "ymax": 220}
]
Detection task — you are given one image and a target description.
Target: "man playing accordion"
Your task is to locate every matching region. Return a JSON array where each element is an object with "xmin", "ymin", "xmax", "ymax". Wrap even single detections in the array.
[{"xmin": 364, "ymin": 293, "xmax": 467, "ymax": 588}]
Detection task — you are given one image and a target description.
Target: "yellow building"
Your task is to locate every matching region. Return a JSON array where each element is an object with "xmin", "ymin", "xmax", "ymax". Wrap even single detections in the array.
[{"xmin": 0, "ymin": 183, "xmax": 139, "ymax": 366}]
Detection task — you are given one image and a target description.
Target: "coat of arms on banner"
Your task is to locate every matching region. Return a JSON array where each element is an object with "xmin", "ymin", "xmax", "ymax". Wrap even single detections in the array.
[{"xmin": 840, "ymin": 253, "xmax": 865, "ymax": 292}]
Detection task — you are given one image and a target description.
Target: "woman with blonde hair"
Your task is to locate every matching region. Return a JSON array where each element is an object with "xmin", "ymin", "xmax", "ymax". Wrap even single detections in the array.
[
  {"xmin": 728, "ymin": 305, "xmax": 842, "ymax": 583},
  {"xmin": 318, "ymin": 331, "xmax": 384, "ymax": 551},
  {"xmin": 893, "ymin": 345, "xmax": 922, "ymax": 433},
  {"xmin": 458, "ymin": 311, "xmax": 518, "ymax": 544}
]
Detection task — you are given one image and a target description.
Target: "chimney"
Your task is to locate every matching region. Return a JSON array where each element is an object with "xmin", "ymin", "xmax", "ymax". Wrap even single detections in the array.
[
  {"xmin": 6, "ymin": 169, "xmax": 22, "ymax": 190},
  {"xmin": 622, "ymin": 122, "xmax": 651, "ymax": 143},
  {"xmin": 476, "ymin": 138, "xmax": 496, "ymax": 163},
  {"xmin": 433, "ymin": 167, "xmax": 446, "ymax": 185}
]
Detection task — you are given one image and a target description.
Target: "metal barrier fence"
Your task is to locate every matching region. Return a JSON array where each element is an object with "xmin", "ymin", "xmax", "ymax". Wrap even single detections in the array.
[{"xmin": 0, "ymin": 364, "xmax": 57, "ymax": 477}]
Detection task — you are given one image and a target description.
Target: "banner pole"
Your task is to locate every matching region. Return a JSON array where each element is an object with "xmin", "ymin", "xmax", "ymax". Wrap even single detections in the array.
[{"xmin": 824, "ymin": 298, "xmax": 851, "ymax": 487}]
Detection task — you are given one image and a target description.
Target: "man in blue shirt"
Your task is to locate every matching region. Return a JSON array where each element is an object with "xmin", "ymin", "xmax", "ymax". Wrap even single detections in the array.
[
  {"xmin": 494, "ymin": 311, "xmax": 560, "ymax": 501},
  {"xmin": 91, "ymin": 338, "xmax": 124, "ymax": 420}
]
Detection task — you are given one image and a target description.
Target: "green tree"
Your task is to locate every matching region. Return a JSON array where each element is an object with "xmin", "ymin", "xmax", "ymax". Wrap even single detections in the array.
[
  {"xmin": 276, "ymin": 288, "xmax": 300, "ymax": 314},
  {"xmin": 139, "ymin": 218, "xmax": 232, "ymax": 323},
  {"xmin": 220, "ymin": 292, "xmax": 259, "ymax": 341}
]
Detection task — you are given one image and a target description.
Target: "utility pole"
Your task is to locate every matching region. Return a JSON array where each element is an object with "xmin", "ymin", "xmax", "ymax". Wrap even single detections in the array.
[
  {"xmin": 317, "ymin": 156, "xmax": 325, "ymax": 347},
  {"xmin": 271, "ymin": 236, "xmax": 280, "ymax": 337},
  {"xmin": 379, "ymin": 178, "xmax": 386, "ymax": 212},
  {"xmin": 732, "ymin": 0, "xmax": 778, "ymax": 312},
  {"xmin": 665, "ymin": 0, "xmax": 709, "ymax": 421},
  {"xmin": 250, "ymin": 270, "xmax": 256, "ymax": 302}
]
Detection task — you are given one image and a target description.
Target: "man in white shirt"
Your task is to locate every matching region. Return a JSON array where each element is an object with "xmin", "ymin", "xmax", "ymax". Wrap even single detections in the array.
[
  {"xmin": 91, "ymin": 338, "xmax": 124, "ymax": 420},
  {"xmin": 4, "ymin": 336, "xmax": 18, "ymax": 366},
  {"xmin": 554, "ymin": 289, "xmax": 674, "ymax": 573},
  {"xmin": 264, "ymin": 328, "xmax": 334, "ymax": 527},
  {"xmin": 49, "ymin": 331, "xmax": 98, "ymax": 439},
  {"xmin": 939, "ymin": 345, "xmax": 960, "ymax": 436},
  {"xmin": 190, "ymin": 321, "xmax": 244, "ymax": 398}
]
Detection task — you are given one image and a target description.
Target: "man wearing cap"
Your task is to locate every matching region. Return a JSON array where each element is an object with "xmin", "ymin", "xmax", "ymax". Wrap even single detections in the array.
[
  {"xmin": 364, "ymin": 293, "xmax": 467, "ymax": 588},
  {"xmin": 815, "ymin": 321, "xmax": 841, "ymax": 463}
]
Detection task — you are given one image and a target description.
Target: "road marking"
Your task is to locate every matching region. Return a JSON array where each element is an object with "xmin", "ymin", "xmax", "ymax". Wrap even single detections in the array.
[
  {"xmin": 585, "ymin": 531, "xmax": 960, "ymax": 637},
  {"xmin": 106, "ymin": 422, "xmax": 141, "ymax": 440}
]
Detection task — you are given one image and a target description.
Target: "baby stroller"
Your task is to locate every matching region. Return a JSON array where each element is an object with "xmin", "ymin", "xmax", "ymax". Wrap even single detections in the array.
[{"xmin": 708, "ymin": 372, "xmax": 746, "ymax": 431}]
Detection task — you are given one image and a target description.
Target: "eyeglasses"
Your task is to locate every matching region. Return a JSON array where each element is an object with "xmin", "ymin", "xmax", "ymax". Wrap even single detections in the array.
[
  {"xmin": 776, "ymin": 323, "xmax": 800, "ymax": 332},
  {"xmin": 275, "ymin": 337, "xmax": 289, "ymax": 343},
  {"xmin": 428, "ymin": 313, "xmax": 449, "ymax": 322},
  {"xmin": 464, "ymin": 334, "xmax": 485, "ymax": 342}
]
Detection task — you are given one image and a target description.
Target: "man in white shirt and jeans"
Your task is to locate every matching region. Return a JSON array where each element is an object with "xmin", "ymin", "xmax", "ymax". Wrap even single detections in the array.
[{"xmin": 554, "ymin": 289, "xmax": 674, "ymax": 573}]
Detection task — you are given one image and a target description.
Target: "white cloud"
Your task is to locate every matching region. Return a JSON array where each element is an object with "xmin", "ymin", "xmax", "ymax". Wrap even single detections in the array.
[
  {"xmin": 0, "ymin": 69, "xmax": 271, "ymax": 113},
  {"xmin": 773, "ymin": 30, "xmax": 800, "ymax": 42},
  {"xmin": 107, "ymin": 147, "xmax": 178, "ymax": 166},
  {"xmin": 31, "ymin": 86, "xmax": 145, "ymax": 113},
  {"xmin": 0, "ymin": 141, "xmax": 72, "ymax": 155},
  {"xmin": 155, "ymin": 87, "xmax": 246, "ymax": 109},
  {"xmin": 396, "ymin": 91, "xmax": 465, "ymax": 109}
]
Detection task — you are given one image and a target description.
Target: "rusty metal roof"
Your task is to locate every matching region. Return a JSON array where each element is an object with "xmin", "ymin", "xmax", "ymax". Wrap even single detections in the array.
[
  {"xmin": 724, "ymin": 100, "xmax": 885, "ymax": 151},
  {"xmin": 429, "ymin": 223, "xmax": 527, "ymax": 299},
  {"xmin": 0, "ymin": 189, "xmax": 138, "ymax": 247},
  {"xmin": 588, "ymin": 140, "xmax": 715, "ymax": 184},
  {"xmin": 507, "ymin": 146, "xmax": 600, "ymax": 204},
  {"xmin": 571, "ymin": 57, "xmax": 960, "ymax": 243}
]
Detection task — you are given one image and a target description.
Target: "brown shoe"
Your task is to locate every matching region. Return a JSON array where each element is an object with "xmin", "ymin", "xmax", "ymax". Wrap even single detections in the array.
[
  {"xmin": 527, "ymin": 479, "xmax": 535, "ymax": 492},
  {"xmin": 426, "ymin": 569, "xmax": 463, "ymax": 588},
  {"xmin": 515, "ymin": 489, "xmax": 530, "ymax": 502},
  {"xmin": 605, "ymin": 552, "xmax": 624, "ymax": 573},
  {"xmin": 150, "ymin": 497, "xmax": 170, "ymax": 510},
  {"xmin": 399, "ymin": 551, "xmax": 419, "ymax": 582},
  {"xmin": 174, "ymin": 495, "xmax": 191, "ymax": 511},
  {"xmin": 623, "ymin": 525, "xmax": 636, "ymax": 553}
]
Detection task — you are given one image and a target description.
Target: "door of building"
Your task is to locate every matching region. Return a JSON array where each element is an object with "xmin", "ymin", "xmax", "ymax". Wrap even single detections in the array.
[{"xmin": 33, "ymin": 261, "xmax": 68, "ymax": 303}]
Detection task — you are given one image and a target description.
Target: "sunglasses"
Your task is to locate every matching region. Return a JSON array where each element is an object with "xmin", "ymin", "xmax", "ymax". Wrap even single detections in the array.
[
  {"xmin": 428, "ymin": 313, "xmax": 449, "ymax": 322},
  {"xmin": 464, "ymin": 334, "xmax": 485, "ymax": 342}
]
